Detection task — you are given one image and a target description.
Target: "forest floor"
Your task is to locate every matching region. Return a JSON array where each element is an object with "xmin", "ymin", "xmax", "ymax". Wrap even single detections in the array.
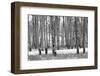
[{"xmin": 28, "ymin": 48, "xmax": 88, "ymax": 61}]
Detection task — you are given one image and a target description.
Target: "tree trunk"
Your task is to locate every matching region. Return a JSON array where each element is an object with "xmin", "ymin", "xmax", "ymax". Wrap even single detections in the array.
[
  {"xmin": 28, "ymin": 16, "xmax": 32, "ymax": 51},
  {"xmin": 83, "ymin": 18, "xmax": 86, "ymax": 53},
  {"xmin": 45, "ymin": 16, "xmax": 48, "ymax": 55},
  {"xmin": 57, "ymin": 16, "xmax": 60, "ymax": 50},
  {"xmin": 51, "ymin": 16, "xmax": 57, "ymax": 56},
  {"xmin": 75, "ymin": 17, "xmax": 79, "ymax": 54}
]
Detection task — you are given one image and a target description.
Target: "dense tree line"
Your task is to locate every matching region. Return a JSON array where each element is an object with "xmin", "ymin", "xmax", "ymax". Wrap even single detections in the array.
[{"xmin": 28, "ymin": 15, "xmax": 88, "ymax": 56}]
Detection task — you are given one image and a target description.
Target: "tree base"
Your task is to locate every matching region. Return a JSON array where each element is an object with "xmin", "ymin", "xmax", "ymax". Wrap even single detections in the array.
[
  {"xmin": 77, "ymin": 48, "xmax": 79, "ymax": 54},
  {"xmin": 45, "ymin": 48, "xmax": 48, "ymax": 55},
  {"xmin": 39, "ymin": 49, "xmax": 41, "ymax": 55},
  {"xmin": 83, "ymin": 48, "xmax": 85, "ymax": 54},
  {"xmin": 52, "ymin": 50, "xmax": 57, "ymax": 56}
]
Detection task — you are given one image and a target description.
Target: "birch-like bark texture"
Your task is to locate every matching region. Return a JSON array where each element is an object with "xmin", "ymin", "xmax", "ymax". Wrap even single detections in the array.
[{"xmin": 28, "ymin": 15, "xmax": 88, "ymax": 56}]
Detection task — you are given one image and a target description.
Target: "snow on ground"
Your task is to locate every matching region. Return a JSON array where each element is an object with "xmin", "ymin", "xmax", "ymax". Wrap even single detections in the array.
[
  {"xmin": 28, "ymin": 53, "xmax": 88, "ymax": 61},
  {"xmin": 28, "ymin": 48, "xmax": 88, "ymax": 55}
]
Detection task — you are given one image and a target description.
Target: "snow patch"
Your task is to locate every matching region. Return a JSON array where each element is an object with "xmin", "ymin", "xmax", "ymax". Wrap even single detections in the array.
[{"xmin": 28, "ymin": 48, "xmax": 88, "ymax": 55}]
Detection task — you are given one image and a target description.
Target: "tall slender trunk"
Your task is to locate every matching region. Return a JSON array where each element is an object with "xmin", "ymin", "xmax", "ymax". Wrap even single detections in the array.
[
  {"xmin": 61, "ymin": 16, "xmax": 64, "ymax": 48},
  {"xmin": 64, "ymin": 17, "xmax": 68, "ymax": 48},
  {"xmin": 63, "ymin": 16, "xmax": 66, "ymax": 48},
  {"xmin": 32, "ymin": 16, "xmax": 36, "ymax": 49},
  {"xmin": 75, "ymin": 17, "xmax": 79, "ymax": 54},
  {"xmin": 39, "ymin": 16, "xmax": 44, "ymax": 55},
  {"xmin": 45, "ymin": 16, "xmax": 48, "ymax": 54},
  {"xmin": 83, "ymin": 18, "xmax": 86, "ymax": 53},
  {"xmin": 51, "ymin": 16, "xmax": 56, "ymax": 56},
  {"xmin": 57, "ymin": 16, "xmax": 60, "ymax": 50},
  {"xmin": 35, "ymin": 16, "xmax": 39, "ymax": 49},
  {"xmin": 49, "ymin": 16, "xmax": 51, "ymax": 48},
  {"xmin": 28, "ymin": 16, "xmax": 32, "ymax": 51},
  {"xmin": 38, "ymin": 16, "xmax": 41, "ymax": 55}
]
